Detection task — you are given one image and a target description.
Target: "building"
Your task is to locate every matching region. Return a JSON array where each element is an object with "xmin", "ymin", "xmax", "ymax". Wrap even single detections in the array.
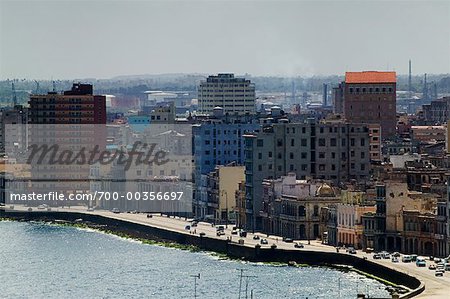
[
  {"xmin": 334, "ymin": 71, "xmax": 397, "ymax": 139},
  {"xmin": 260, "ymin": 173, "xmax": 340, "ymax": 240},
  {"xmin": 422, "ymin": 96, "xmax": 450, "ymax": 125},
  {"xmin": 0, "ymin": 105, "xmax": 29, "ymax": 156},
  {"xmin": 244, "ymin": 121, "xmax": 370, "ymax": 231},
  {"xmin": 361, "ymin": 182, "xmax": 442, "ymax": 255},
  {"xmin": 25, "ymin": 83, "xmax": 106, "ymax": 202},
  {"xmin": 411, "ymin": 125, "xmax": 446, "ymax": 143},
  {"xmin": 206, "ymin": 165, "xmax": 245, "ymax": 225},
  {"xmin": 368, "ymin": 124, "xmax": 382, "ymax": 162},
  {"xmin": 198, "ymin": 73, "xmax": 256, "ymax": 115},
  {"xmin": 193, "ymin": 116, "xmax": 259, "ymax": 219},
  {"xmin": 29, "ymin": 83, "xmax": 106, "ymax": 124},
  {"xmin": 336, "ymin": 191, "xmax": 376, "ymax": 249}
]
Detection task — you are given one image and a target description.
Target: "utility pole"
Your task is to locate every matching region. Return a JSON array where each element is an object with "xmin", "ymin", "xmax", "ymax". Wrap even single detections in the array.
[{"xmin": 190, "ymin": 273, "xmax": 200, "ymax": 299}]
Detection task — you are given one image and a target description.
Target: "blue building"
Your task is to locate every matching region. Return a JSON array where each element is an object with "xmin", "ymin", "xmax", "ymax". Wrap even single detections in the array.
[{"xmin": 193, "ymin": 117, "xmax": 260, "ymax": 219}]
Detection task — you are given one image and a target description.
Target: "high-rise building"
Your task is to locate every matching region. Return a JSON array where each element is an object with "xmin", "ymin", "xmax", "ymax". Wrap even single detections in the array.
[
  {"xmin": 193, "ymin": 117, "xmax": 259, "ymax": 218},
  {"xmin": 24, "ymin": 84, "xmax": 106, "ymax": 203},
  {"xmin": 244, "ymin": 121, "xmax": 370, "ymax": 231},
  {"xmin": 29, "ymin": 83, "xmax": 106, "ymax": 124},
  {"xmin": 197, "ymin": 73, "xmax": 256, "ymax": 115},
  {"xmin": 333, "ymin": 71, "xmax": 397, "ymax": 139}
]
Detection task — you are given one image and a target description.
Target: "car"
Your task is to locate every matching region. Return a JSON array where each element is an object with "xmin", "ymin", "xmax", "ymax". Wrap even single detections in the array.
[
  {"xmin": 445, "ymin": 263, "xmax": 450, "ymax": 271},
  {"xmin": 348, "ymin": 248, "xmax": 357, "ymax": 254},
  {"xmin": 0, "ymin": 202, "xmax": 5, "ymax": 207},
  {"xmin": 231, "ymin": 230, "xmax": 238, "ymax": 235},
  {"xmin": 373, "ymin": 253, "xmax": 382, "ymax": 259},
  {"xmin": 146, "ymin": 214, "xmax": 153, "ymax": 218},
  {"xmin": 216, "ymin": 231, "xmax": 225, "ymax": 236},
  {"xmin": 346, "ymin": 247, "xmax": 355, "ymax": 253},
  {"xmin": 435, "ymin": 270, "xmax": 444, "ymax": 277},
  {"xmin": 416, "ymin": 257, "xmax": 426, "ymax": 267},
  {"xmin": 434, "ymin": 258, "xmax": 442, "ymax": 263},
  {"xmin": 216, "ymin": 226, "xmax": 225, "ymax": 231},
  {"xmin": 253, "ymin": 235, "xmax": 260, "ymax": 240},
  {"xmin": 112, "ymin": 208, "xmax": 120, "ymax": 214},
  {"xmin": 391, "ymin": 257, "xmax": 399, "ymax": 263},
  {"xmin": 410, "ymin": 254, "xmax": 418, "ymax": 262},
  {"xmin": 191, "ymin": 222, "xmax": 198, "ymax": 227},
  {"xmin": 392, "ymin": 252, "xmax": 401, "ymax": 257},
  {"xmin": 402, "ymin": 255, "xmax": 412, "ymax": 263},
  {"xmin": 239, "ymin": 231, "xmax": 247, "ymax": 237},
  {"xmin": 260, "ymin": 239, "xmax": 268, "ymax": 245},
  {"xmin": 185, "ymin": 225, "xmax": 191, "ymax": 230},
  {"xmin": 294, "ymin": 242, "xmax": 304, "ymax": 248},
  {"xmin": 429, "ymin": 264, "xmax": 437, "ymax": 270},
  {"xmin": 283, "ymin": 237, "xmax": 294, "ymax": 243},
  {"xmin": 87, "ymin": 207, "xmax": 94, "ymax": 211},
  {"xmin": 199, "ymin": 232, "xmax": 206, "ymax": 237},
  {"xmin": 381, "ymin": 252, "xmax": 390, "ymax": 259}
]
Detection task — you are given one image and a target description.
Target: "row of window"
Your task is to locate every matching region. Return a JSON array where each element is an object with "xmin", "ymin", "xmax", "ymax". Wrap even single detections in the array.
[{"xmin": 349, "ymin": 87, "xmax": 393, "ymax": 94}]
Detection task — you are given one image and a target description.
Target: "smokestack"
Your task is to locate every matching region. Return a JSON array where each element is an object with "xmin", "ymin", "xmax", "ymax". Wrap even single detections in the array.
[
  {"xmin": 408, "ymin": 59, "xmax": 412, "ymax": 98},
  {"xmin": 323, "ymin": 83, "xmax": 328, "ymax": 107},
  {"xmin": 423, "ymin": 73, "xmax": 428, "ymax": 101}
]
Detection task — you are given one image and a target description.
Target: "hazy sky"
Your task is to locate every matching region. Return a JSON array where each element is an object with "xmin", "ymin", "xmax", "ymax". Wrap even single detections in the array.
[{"xmin": 1, "ymin": 0, "xmax": 449, "ymax": 79}]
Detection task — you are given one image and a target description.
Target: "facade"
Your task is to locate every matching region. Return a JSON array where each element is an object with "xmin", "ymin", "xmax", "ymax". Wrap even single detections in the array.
[
  {"xmin": 336, "ymin": 193, "xmax": 376, "ymax": 249},
  {"xmin": 0, "ymin": 105, "xmax": 29, "ymax": 156},
  {"xmin": 368, "ymin": 124, "xmax": 382, "ymax": 162},
  {"xmin": 198, "ymin": 74, "xmax": 256, "ymax": 115},
  {"xmin": 206, "ymin": 165, "xmax": 245, "ymax": 224},
  {"xmin": 244, "ymin": 121, "xmax": 370, "ymax": 231},
  {"xmin": 193, "ymin": 117, "xmax": 260, "ymax": 219},
  {"xmin": 422, "ymin": 96, "xmax": 450, "ymax": 125},
  {"xmin": 411, "ymin": 125, "xmax": 446, "ymax": 143},
  {"xmin": 361, "ymin": 182, "xmax": 444, "ymax": 256},
  {"xmin": 26, "ymin": 83, "xmax": 106, "ymax": 200},
  {"xmin": 334, "ymin": 71, "xmax": 397, "ymax": 139},
  {"xmin": 260, "ymin": 173, "xmax": 340, "ymax": 240}
]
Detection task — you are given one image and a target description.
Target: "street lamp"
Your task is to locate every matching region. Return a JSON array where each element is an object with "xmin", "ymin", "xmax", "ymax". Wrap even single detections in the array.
[{"xmin": 221, "ymin": 190, "xmax": 228, "ymax": 228}]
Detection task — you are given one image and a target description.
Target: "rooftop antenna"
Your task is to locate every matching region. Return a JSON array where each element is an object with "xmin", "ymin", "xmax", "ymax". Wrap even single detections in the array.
[{"xmin": 52, "ymin": 80, "xmax": 57, "ymax": 92}]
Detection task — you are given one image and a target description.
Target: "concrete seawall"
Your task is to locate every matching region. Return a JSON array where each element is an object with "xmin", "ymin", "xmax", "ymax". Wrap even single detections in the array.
[{"xmin": 1, "ymin": 209, "xmax": 424, "ymax": 297}]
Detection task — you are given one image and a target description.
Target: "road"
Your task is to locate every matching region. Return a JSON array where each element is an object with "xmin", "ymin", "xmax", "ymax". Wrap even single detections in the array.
[{"xmin": 5, "ymin": 205, "xmax": 450, "ymax": 298}]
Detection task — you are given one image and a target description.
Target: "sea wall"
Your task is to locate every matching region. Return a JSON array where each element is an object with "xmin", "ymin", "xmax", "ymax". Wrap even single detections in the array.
[{"xmin": 1, "ymin": 209, "xmax": 424, "ymax": 297}]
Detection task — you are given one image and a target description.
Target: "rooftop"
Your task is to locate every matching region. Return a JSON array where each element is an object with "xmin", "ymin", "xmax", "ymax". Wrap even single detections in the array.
[{"xmin": 345, "ymin": 71, "xmax": 396, "ymax": 84}]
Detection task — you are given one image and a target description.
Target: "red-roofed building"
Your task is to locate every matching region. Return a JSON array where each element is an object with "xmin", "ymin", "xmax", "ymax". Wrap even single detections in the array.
[{"xmin": 333, "ymin": 71, "xmax": 396, "ymax": 140}]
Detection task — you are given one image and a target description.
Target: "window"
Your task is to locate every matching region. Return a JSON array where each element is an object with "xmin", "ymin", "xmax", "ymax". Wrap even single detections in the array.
[
  {"xmin": 268, "ymin": 151, "xmax": 272, "ymax": 158},
  {"xmin": 360, "ymin": 138, "xmax": 366, "ymax": 147},
  {"xmin": 291, "ymin": 139, "xmax": 295, "ymax": 146},
  {"xmin": 301, "ymin": 139, "xmax": 307, "ymax": 146},
  {"xmin": 318, "ymin": 138, "xmax": 326, "ymax": 146},
  {"xmin": 319, "ymin": 152, "xmax": 325, "ymax": 159},
  {"xmin": 258, "ymin": 153, "xmax": 262, "ymax": 159},
  {"xmin": 319, "ymin": 164, "xmax": 325, "ymax": 171},
  {"xmin": 361, "ymin": 152, "xmax": 365, "ymax": 159},
  {"xmin": 301, "ymin": 164, "xmax": 307, "ymax": 171},
  {"xmin": 330, "ymin": 138, "xmax": 336, "ymax": 146},
  {"xmin": 277, "ymin": 139, "xmax": 283, "ymax": 147},
  {"xmin": 258, "ymin": 165, "xmax": 262, "ymax": 171},
  {"xmin": 361, "ymin": 164, "xmax": 366, "ymax": 171},
  {"xmin": 290, "ymin": 152, "xmax": 294, "ymax": 159},
  {"xmin": 350, "ymin": 138, "xmax": 355, "ymax": 146},
  {"xmin": 331, "ymin": 164, "xmax": 336, "ymax": 171},
  {"xmin": 257, "ymin": 139, "xmax": 264, "ymax": 147},
  {"xmin": 301, "ymin": 152, "xmax": 307, "ymax": 159}
]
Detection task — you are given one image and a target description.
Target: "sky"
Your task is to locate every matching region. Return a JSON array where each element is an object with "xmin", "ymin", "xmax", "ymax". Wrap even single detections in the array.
[{"xmin": 1, "ymin": 0, "xmax": 449, "ymax": 79}]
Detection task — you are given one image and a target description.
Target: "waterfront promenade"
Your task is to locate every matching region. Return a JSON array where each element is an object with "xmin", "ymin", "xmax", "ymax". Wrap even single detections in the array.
[{"xmin": 3, "ymin": 205, "xmax": 450, "ymax": 298}]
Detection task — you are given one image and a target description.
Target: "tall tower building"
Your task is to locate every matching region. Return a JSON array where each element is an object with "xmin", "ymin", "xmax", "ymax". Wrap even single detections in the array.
[
  {"xmin": 197, "ymin": 74, "xmax": 255, "ymax": 115},
  {"xmin": 334, "ymin": 71, "xmax": 397, "ymax": 140},
  {"xmin": 25, "ymin": 84, "xmax": 106, "ymax": 203}
]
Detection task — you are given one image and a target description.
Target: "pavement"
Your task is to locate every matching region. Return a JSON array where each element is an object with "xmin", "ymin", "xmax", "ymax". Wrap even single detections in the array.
[{"xmin": 4, "ymin": 205, "xmax": 450, "ymax": 298}]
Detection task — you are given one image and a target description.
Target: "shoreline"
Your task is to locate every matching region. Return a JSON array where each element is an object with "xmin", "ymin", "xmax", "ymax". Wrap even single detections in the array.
[{"xmin": 1, "ymin": 208, "xmax": 424, "ymax": 298}]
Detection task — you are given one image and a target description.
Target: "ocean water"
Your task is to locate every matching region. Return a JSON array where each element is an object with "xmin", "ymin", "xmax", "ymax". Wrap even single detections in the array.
[{"xmin": 0, "ymin": 221, "xmax": 390, "ymax": 299}]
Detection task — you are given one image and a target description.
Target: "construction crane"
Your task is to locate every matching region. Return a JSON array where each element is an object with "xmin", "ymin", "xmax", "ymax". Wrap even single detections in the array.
[{"xmin": 11, "ymin": 81, "xmax": 18, "ymax": 107}]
